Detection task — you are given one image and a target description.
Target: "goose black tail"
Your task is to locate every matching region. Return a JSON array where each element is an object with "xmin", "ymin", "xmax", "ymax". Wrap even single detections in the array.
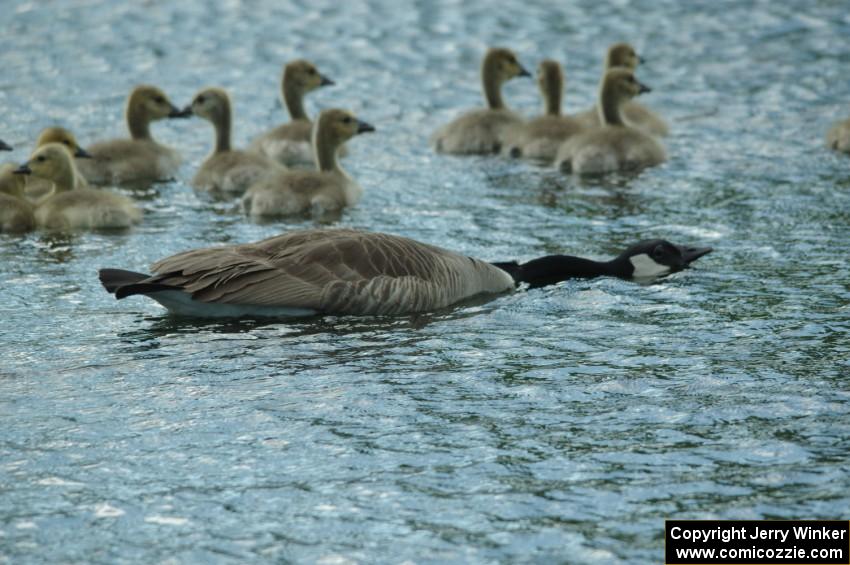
[{"xmin": 99, "ymin": 268, "xmax": 178, "ymax": 299}]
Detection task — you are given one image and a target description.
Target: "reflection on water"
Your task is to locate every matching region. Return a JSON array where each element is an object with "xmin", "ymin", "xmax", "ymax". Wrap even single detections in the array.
[{"xmin": 1, "ymin": 0, "xmax": 850, "ymax": 563}]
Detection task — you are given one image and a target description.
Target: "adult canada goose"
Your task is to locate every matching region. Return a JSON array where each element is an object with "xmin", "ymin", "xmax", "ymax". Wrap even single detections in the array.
[
  {"xmin": 575, "ymin": 43, "xmax": 669, "ymax": 137},
  {"xmin": 504, "ymin": 59, "xmax": 584, "ymax": 160},
  {"xmin": 14, "ymin": 144, "xmax": 142, "ymax": 230},
  {"xmin": 826, "ymin": 117, "xmax": 850, "ymax": 153},
  {"xmin": 98, "ymin": 228, "xmax": 712, "ymax": 318},
  {"xmin": 0, "ymin": 139, "xmax": 12, "ymax": 151},
  {"xmin": 248, "ymin": 60, "xmax": 338, "ymax": 167},
  {"xmin": 184, "ymin": 87, "xmax": 283, "ymax": 196},
  {"xmin": 241, "ymin": 109, "xmax": 374, "ymax": 218},
  {"xmin": 76, "ymin": 85, "xmax": 189, "ymax": 184},
  {"xmin": 555, "ymin": 69, "xmax": 666, "ymax": 174},
  {"xmin": 431, "ymin": 47, "xmax": 531, "ymax": 154},
  {"xmin": 24, "ymin": 127, "xmax": 92, "ymax": 202},
  {"xmin": 0, "ymin": 164, "xmax": 35, "ymax": 233}
]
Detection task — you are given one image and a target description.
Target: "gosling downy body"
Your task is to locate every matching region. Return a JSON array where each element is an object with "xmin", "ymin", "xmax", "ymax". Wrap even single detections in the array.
[
  {"xmin": 826, "ymin": 117, "xmax": 850, "ymax": 154},
  {"xmin": 505, "ymin": 59, "xmax": 584, "ymax": 160},
  {"xmin": 0, "ymin": 164, "xmax": 35, "ymax": 233},
  {"xmin": 431, "ymin": 47, "xmax": 531, "ymax": 155},
  {"xmin": 186, "ymin": 88, "xmax": 282, "ymax": 197},
  {"xmin": 248, "ymin": 60, "xmax": 340, "ymax": 167},
  {"xmin": 242, "ymin": 109, "xmax": 374, "ymax": 218},
  {"xmin": 15, "ymin": 144, "xmax": 142, "ymax": 230},
  {"xmin": 575, "ymin": 43, "xmax": 669, "ymax": 137},
  {"xmin": 24, "ymin": 127, "xmax": 92, "ymax": 202},
  {"xmin": 76, "ymin": 85, "xmax": 189, "ymax": 184},
  {"xmin": 555, "ymin": 68, "xmax": 666, "ymax": 174},
  {"xmin": 98, "ymin": 228, "xmax": 711, "ymax": 319}
]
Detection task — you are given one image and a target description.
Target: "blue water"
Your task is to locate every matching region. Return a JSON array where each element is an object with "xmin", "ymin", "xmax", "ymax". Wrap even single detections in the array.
[{"xmin": 1, "ymin": 0, "xmax": 849, "ymax": 563}]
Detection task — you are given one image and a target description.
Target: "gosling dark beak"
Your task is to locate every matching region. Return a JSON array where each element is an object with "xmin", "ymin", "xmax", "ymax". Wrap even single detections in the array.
[
  {"xmin": 679, "ymin": 245, "xmax": 713, "ymax": 266},
  {"xmin": 319, "ymin": 74, "xmax": 334, "ymax": 87},
  {"xmin": 637, "ymin": 81, "xmax": 652, "ymax": 95},
  {"xmin": 638, "ymin": 55, "xmax": 646, "ymax": 65},
  {"xmin": 356, "ymin": 120, "xmax": 375, "ymax": 134},
  {"xmin": 169, "ymin": 105, "xmax": 192, "ymax": 119},
  {"xmin": 518, "ymin": 65, "xmax": 532, "ymax": 78},
  {"xmin": 75, "ymin": 147, "xmax": 93, "ymax": 159},
  {"xmin": 13, "ymin": 163, "xmax": 31, "ymax": 175},
  {"xmin": 0, "ymin": 139, "xmax": 12, "ymax": 151}
]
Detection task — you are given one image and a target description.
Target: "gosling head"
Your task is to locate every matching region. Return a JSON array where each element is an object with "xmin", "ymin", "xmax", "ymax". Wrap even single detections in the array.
[
  {"xmin": 36, "ymin": 127, "xmax": 92, "ymax": 158},
  {"xmin": 606, "ymin": 42, "xmax": 643, "ymax": 71},
  {"xmin": 314, "ymin": 109, "xmax": 375, "ymax": 145},
  {"xmin": 618, "ymin": 239, "xmax": 712, "ymax": 279},
  {"xmin": 602, "ymin": 68, "xmax": 651, "ymax": 101},
  {"xmin": 127, "ymin": 85, "xmax": 189, "ymax": 121},
  {"xmin": 183, "ymin": 87, "xmax": 230, "ymax": 122},
  {"xmin": 483, "ymin": 47, "xmax": 531, "ymax": 84},
  {"xmin": 13, "ymin": 143, "xmax": 76, "ymax": 183},
  {"xmin": 285, "ymin": 59, "xmax": 334, "ymax": 93}
]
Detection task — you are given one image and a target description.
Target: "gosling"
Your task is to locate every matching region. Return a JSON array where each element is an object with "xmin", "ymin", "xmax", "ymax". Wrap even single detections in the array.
[
  {"xmin": 24, "ymin": 127, "xmax": 92, "ymax": 202},
  {"xmin": 431, "ymin": 47, "xmax": 530, "ymax": 154},
  {"xmin": 555, "ymin": 68, "xmax": 666, "ymax": 175},
  {"xmin": 242, "ymin": 109, "xmax": 374, "ymax": 218},
  {"xmin": 504, "ymin": 59, "xmax": 584, "ymax": 161},
  {"xmin": 76, "ymin": 85, "xmax": 189, "ymax": 184},
  {"xmin": 248, "ymin": 60, "xmax": 337, "ymax": 167},
  {"xmin": 185, "ymin": 87, "xmax": 283, "ymax": 197},
  {"xmin": 576, "ymin": 43, "xmax": 669, "ymax": 137},
  {"xmin": 15, "ymin": 144, "xmax": 142, "ymax": 230}
]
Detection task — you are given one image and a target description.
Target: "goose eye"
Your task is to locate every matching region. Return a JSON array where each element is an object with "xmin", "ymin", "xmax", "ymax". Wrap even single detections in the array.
[{"xmin": 652, "ymin": 245, "xmax": 665, "ymax": 259}]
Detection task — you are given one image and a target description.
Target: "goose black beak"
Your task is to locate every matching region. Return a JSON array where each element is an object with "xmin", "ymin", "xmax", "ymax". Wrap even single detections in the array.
[
  {"xmin": 356, "ymin": 120, "xmax": 375, "ymax": 134},
  {"xmin": 75, "ymin": 147, "xmax": 93, "ymax": 159},
  {"xmin": 319, "ymin": 74, "xmax": 335, "ymax": 87},
  {"xmin": 0, "ymin": 139, "xmax": 12, "ymax": 151},
  {"xmin": 169, "ymin": 105, "xmax": 192, "ymax": 119},
  {"xmin": 13, "ymin": 163, "xmax": 31, "ymax": 175},
  {"xmin": 518, "ymin": 65, "xmax": 532, "ymax": 78},
  {"xmin": 679, "ymin": 245, "xmax": 713, "ymax": 266}
]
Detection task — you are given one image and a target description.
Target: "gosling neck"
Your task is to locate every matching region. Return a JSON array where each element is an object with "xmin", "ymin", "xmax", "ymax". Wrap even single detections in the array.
[
  {"xmin": 543, "ymin": 74, "xmax": 562, "ymax": 116},
  {"xmin": 492, "ymin": 254, "xmax": 630, "ymax": 288},
  {"xmin": 283, "ymin": 80, "xmax": 308, "ymax": 121},
  {"xmin": 126, "ymin": 104, "xmax": 152, "ymax": 140},
  {"xmin": 482, "ymin": 61, "xmax": 505, "ymax": 110},
  {"xmin": 212, "ymin": 101, "xmax": 232, "ymax": 153},
  {"xmin": 597, "ymin": 81, "xmax": 625, "ymax": 126},
  {"xmin": 48, "ymin": 160, "xmax": 80, "ymax": 193},
  {"xmin": 312, "ymin": 123, "xmax": 343, "ymax": 174}
]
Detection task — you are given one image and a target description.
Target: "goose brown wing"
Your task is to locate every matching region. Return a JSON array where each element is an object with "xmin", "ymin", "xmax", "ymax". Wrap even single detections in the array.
[{"xmin": 147, "ymin": 229, "xmax": 513, "ymax": 315}]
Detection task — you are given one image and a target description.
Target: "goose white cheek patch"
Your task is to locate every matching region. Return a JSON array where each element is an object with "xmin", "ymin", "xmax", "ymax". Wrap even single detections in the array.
[{"xmin": 629, "ymin": 253, "xmax": 671, "ymax": 278}]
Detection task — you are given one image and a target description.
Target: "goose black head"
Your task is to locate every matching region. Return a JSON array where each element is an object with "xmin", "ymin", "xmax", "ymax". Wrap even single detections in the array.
[{"xmin": 617, "ymin": 239, "xmax": 712, "ymax": 279}]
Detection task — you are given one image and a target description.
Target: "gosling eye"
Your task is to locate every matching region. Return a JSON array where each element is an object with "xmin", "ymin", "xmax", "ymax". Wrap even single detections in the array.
[
  {"xmin": 308, "ymin": 68, "xmax": 317, "ymax": 75},
  {"xmin": 62, "ymin": 140, "xmax": 71, "ymax": 146},
  {"xmin": 196, "ymin": 95, "xmax": 206, "ymax": 104},
  {"xmin": 341, "ymin": 116, "xmax": 353, "ymax": 124},
  {"xmin": 36, "ymin": 156, "xmax": 46, "ymax": 162},
  {"xmin": 153, "ymin": 96, "xmax": 166, "ymax": 104}
]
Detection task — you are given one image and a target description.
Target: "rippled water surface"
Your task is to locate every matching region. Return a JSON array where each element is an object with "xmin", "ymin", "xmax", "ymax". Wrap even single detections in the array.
[{"xmin": 2, "ymin": 0, "xmax": 850, "ymax": 563}]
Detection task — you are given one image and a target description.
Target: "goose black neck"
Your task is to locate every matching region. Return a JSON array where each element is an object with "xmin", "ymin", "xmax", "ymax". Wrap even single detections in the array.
[{"xmin": 493, "ymin": 254, "xmax": 631, "ymax": 288}]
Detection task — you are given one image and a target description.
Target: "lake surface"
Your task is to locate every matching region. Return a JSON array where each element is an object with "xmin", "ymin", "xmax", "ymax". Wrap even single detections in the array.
[{"xmin": 1, "ymin": 0, "xmax": 849, "ymax": 563}]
